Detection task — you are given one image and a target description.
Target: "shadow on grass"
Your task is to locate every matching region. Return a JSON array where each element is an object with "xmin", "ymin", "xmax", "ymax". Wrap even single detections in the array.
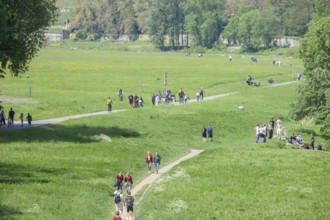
[
  {"xmin": 0, "ymin": 125, "xmax": 140, "ymax": 143},
  {"xmin": 0, "ymin": 204, "xmax": 22, "ymax": 219},
  {"xmin": 0, "ymin": 162, "xmax": 67, "ymax": 184}
]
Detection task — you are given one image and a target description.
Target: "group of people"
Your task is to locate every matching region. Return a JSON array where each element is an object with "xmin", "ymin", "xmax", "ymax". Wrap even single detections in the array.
[
  {"xmin": 112, "ymin": 151, "xmax": 161, "ymax": 220},
  {"xmin": 202, "ymin": 125, "xmax": 213, "ymax": 142},
  {"xmin": 113, "ymin": 171, "xmax": 135, "ymax": 220},
  {"xmin": 0, "ymin": 108, "xmax": 32, "ymax": 128},
  {"xmin": 128, "ymin": 94, "xmax": 143, "ymax": 108},
  {"xmin": 255, "ymin": 117, "xmax": 282, "ymax": 143}
]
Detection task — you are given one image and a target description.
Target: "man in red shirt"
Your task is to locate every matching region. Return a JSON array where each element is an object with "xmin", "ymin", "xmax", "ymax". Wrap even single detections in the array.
[
  {"xmin": 116, "ymin": 171, "xmax": 123, "ymax": 190},
  {"xmin": 145, "ymin": 151, "xmax": 153, "ymax": 173}
]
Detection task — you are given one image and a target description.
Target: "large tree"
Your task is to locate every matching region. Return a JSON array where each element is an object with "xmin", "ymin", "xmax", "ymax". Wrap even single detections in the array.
[
  {"xmin": 0, "ymin": 0, "xmax": 58, "ymax": 76},
  {"xmin": 290, "ymin": 16, "xmax": 330, "ymax": 133}
]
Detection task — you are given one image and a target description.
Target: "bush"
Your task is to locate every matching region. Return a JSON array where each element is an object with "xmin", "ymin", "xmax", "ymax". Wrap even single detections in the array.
[{"xmin": 75, "ymin": 29, "xmax": 88, "ymax": 40}]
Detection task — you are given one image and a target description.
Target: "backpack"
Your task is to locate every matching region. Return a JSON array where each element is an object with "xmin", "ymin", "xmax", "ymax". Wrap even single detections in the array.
[{"xmin": 114, "ymin": 194, "xmax": 121, "ymax": 204}]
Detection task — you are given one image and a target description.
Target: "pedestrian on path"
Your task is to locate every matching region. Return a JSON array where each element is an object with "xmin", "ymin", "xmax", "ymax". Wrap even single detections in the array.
[
  {"xmin": 124, "ymin": 191, "xmax": 134, "ymax": 219},
  {"xmin": 26, "ymin": 113, "xmax": 32, "ymax": 126},
  {"xmin": 113, "ymin": 211, "xmax": 122, "ymax": 220},
  {"xmin": 207, "ymin": 125, "xmax": 213, "ymax": 142},
  {"xmin": 154, "ymin": 152, "xmax": 161, "ymax": 174},
  {"xmin": 124, "ymin": 172, "xmax": 133, "ymax": 193},
  {"xmin": 8, "ymin": 108, "xmax": 15, "ymax": 127},
  {"xmin": 20, "ymin": 113, "xmax": 24, "ymax": 127},
  {"xmin": 116, "ymin": 171, "xmax": 124, "ymax": 191},
  {"xmin": 107, "ymin": 97, "xmax": 113, "ymax": 113},
  {"xmin": 145, "ymin": 151, "xmax": 153, "ymax": 173},
  {"xmin": 0, "ymin": 110, "xmax": 6, "ymax": 127},
  {"xmin": 113, "ymin": 189, "xmax": 123, "ymax": 216}
]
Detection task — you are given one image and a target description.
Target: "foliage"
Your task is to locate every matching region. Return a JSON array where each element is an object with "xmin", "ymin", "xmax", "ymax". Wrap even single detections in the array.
[
  {"xmin": 0, "ymin": 0, "xmax": 58, "ymax": 76},
  {"xmin": 291, "ymin": 16, "xmax": 330, "ymax": 134}
]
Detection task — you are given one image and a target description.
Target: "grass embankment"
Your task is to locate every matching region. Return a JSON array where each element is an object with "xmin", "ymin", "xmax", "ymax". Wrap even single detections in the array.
[{"xmin": 0, "ymin": 42, "xmax": 328, "ymax": 219}]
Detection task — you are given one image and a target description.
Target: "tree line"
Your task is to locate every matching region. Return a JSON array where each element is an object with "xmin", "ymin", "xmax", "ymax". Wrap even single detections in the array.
[{"xmin": 69, "ymin": 0, "xmax": 330, "ymax": 51}]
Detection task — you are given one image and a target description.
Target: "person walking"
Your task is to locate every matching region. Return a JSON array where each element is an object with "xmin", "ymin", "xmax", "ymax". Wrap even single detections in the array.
[
  {"xmin": 26, "ymin": 113, "xmax": 32, "ymax": 126},
  {"xmin": 19, "ymin": 113, "xmax": 24, "ymax": 127},
  {"xmin": 116, "ymin": 171, "xmax": 124, "ymax": 191},
  {"xmin": 113, "ymin": 211, "xmax": 122, "ymax": 220},
  {"xmin": 207, "ymin": 125, "xmax": 213, "ymax": 142},
  {"xmin": 8, "ymin": 108, "xmax": 15, "ymax": 127},
  {"xmin": 113, "ymin": 189, "xmax": 123, "ymax": 216},
  {"xmin": 124, "ymin": 191, "xmax": 134, "ymax": 220},
  {"xmin": 199, "ymin": 87, "xmax": 204, "ymax": 100},
  {"xmin": 154, "ymin": 153, "xmax": 161, "ymax": 174},
  {"xmin": 202, "ymin": 126, "xmax": 207, "ymax": 141},
  {"xmin": 0, "ymin": 110, "xmax": 6, "ymax": 127},
  {"xmin": 107, "ymin": 97, "xmax": 113, "ymax": 113},
  {"xmin": 124, "ymin": 172, "xmax": 133, "ymax": 193},
  {"xmin": 145, "ymin": 151, "xmax": 153, "ymax": 173}
]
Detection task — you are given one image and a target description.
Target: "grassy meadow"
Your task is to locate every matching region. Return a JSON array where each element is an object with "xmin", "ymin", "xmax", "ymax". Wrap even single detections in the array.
[{"xmin": 0, "ymin": 41, "xmax": 329, "ymax": 220}]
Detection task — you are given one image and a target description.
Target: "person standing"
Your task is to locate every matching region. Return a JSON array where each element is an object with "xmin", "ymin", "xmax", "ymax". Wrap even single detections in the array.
[
  {"xmin": 199, "ymin": 87, "xmax": 204, "ymax": 100},
  {"xmin": 116, "ymin": 171, "xmax": 124, "ymax": 191},
  {"xmin": 207, "ymin": 125, "xmax": 213, "ymax": 142},
  {"xmin": 202, "ymin": 126, "xmax": 207, "ymax": 141},
  {"xmin": 124, "ymin": 172, "xmax": 133, "ymax": 193},
  {"xmin": 145, "ymin": 151, "xmax": 153, "ymax": 173},
  {"xmin": 255, "ymin": 124, "xmax": 260, "ymax": 143},
  {"xmin": 260, "ymin": 124, "xmax": 267, "ymax": 143},
  {"xmin": 26, "ymin": 113, "xmax": 32, "ymax": 126},
  {"xmin": 113, "ymin": 189, "xmax": 123, "ymax": 216},
  {"xmin": 154, "ymin": 153, "xmax": 161, "ymax": 174},
  {"xmin": 151, "ymin": 93, "xmax": 155, "ymax": 105},
  {"xmin": 124, "ymin": 191, "xmax": 134, "ymax": 220},
  {"xmin": 310, "ymin": 134, "xmax": 315, "ymax": 150},
  {"xmin": 8, "ymin": 108, "xmax": 15, "ymax": 127},
  {"xmin": 276, "ymin": 117, "xmax": 282, "ymax": 138},
  {"xmin": 118, "ymin": 89, "xmax": 123, "ymax": 101},
  {"xmin": 268, "ymin": 118, "xmax": 275, "ymax": 139},
  {"xmin": 0, "ymin": 110, "xmax": 6, "ymax": 127},
  {"xmin": 19, "ymin": 113, "xmax": 24, "ymax": 127}
]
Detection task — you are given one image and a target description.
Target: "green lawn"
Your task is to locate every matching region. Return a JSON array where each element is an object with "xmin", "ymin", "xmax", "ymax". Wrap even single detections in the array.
[{"xmin": 0, "ymin": 42, "xmax": 328, "ymax": 220}]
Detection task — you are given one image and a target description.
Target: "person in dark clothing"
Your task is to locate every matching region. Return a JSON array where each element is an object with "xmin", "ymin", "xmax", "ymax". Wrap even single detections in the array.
[
  {"xmin": 26, "ymin": 113, "xmax": 32, "ymax": 126},
  {"xmin": 8, "ymin": 108, "xmax": 15, "ymax": 127},
  {"xmin": 268, "ymin": 118, "xmax": 275, "ymax": 139},
  {"xmin": 310, "ymin": 134, "xmax": 315, "ymax": 150},
  {"xmin": 202, "ymin": 126, "xmax": 207, "ymax": 141}
]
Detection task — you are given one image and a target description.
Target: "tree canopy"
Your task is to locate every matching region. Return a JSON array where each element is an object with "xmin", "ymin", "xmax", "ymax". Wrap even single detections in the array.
[
  {"xmin": 68, "ymin": 0, "xmax": 327, "ymax": 50},
  {"xmin": 291, "ymin": 16, "xmax": 330, "ymax": 134},
  {"xmin": 0, "ymin": 0, "xmax": 58, "ymax": 76}
]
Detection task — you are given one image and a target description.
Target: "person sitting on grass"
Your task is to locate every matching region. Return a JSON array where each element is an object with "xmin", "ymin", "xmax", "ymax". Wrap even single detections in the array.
[{"xmin": 246, "ymin": 75, "xmax": 253, "ymax": 85}]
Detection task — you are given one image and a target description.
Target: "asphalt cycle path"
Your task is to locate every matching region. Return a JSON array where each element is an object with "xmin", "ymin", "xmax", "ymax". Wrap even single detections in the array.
[{"xmin": 120, "ymin": 149, "xmax": 204, "ymax": 220}]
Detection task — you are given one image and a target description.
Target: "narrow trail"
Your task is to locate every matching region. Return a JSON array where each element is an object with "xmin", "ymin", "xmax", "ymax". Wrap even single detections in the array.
[
  {"xmin": 0, "ymin": 80, "xmax": 299, "ymax": 132},
  {"xmin": 120, "ymin": 149, "xmax": 204, "ymax": 220}
]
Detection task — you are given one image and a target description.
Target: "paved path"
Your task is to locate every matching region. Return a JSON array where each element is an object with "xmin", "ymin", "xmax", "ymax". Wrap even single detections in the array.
[
  {"xmin": 0, "ymin": 80, "xmax": 299, "ymax": 132},
  {"xmin": 120, "ymin": 149, "xmax": 204, "ymax": 220}
]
